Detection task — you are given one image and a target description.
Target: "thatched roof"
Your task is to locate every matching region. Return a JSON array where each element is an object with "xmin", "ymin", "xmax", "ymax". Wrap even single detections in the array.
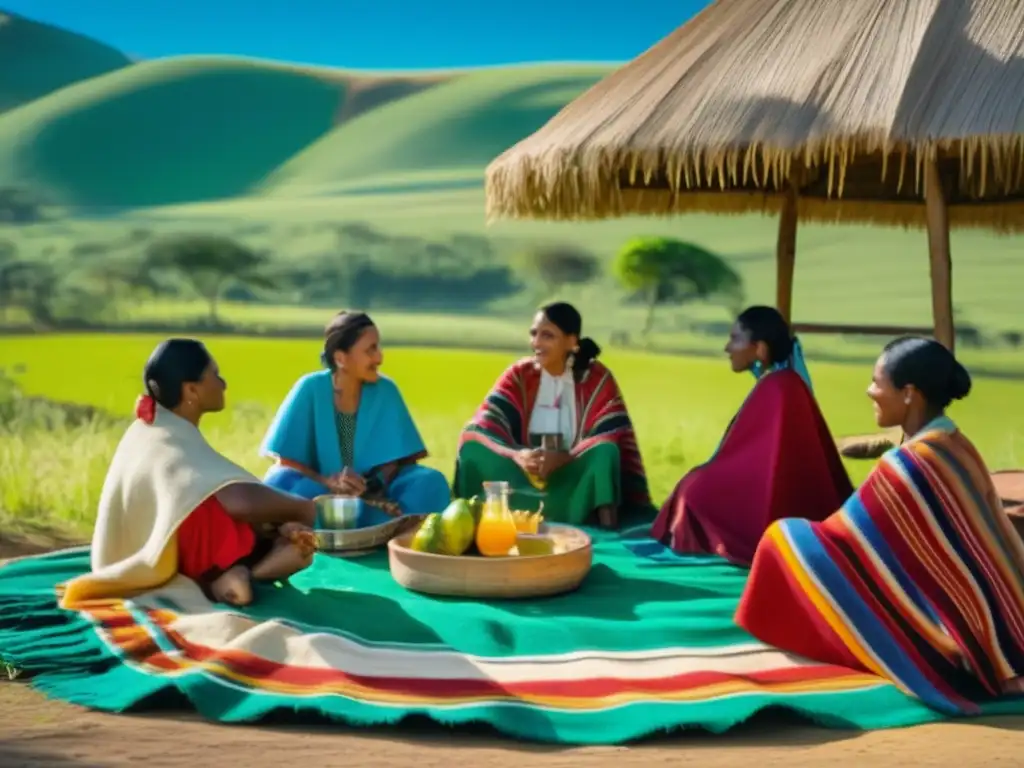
[{"xmin": 485, "ymin": 0, "xmax": 1024, "ymax": 231}]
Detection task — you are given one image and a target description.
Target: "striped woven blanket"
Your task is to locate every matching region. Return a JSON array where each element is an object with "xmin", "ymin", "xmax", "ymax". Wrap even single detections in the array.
[
  {"xmin": 737, "ymin": 425, "xmax": 1024, "ymax": 716},
  {"xmin": 3, "ymin": 528, "xmax": 1023, "ymax": 744}
]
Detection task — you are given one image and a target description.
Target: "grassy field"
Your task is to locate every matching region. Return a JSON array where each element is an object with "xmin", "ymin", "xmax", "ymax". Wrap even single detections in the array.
[
  {"xmin": 2, "ymin": 333, "xmax": 1023, "ymax": 537},
  {"xmin": 64, "ymin": 299, "xmax": 1021, "ymax": 374}
]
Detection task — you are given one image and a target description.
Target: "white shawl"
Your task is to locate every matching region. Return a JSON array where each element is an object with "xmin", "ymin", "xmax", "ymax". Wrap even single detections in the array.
[{"xmin": 61, "ymin": 405, "xmax": 258, "ymax": 608}]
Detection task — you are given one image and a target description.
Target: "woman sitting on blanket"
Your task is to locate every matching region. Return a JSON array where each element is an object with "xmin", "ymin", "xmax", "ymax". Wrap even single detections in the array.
[
  {"xmin": 737, "ymin": 337, "xmax": 1024, "ymax": 714},
  {"xmin": 651, "ymin": 306, "xmax": 853, "ymax": 565},
  {"xmin": 61, "ymin": 339, "xmax": 318, "ymax": 611},
  {"xmin": 261, "ymin": 310, "xmax": 451, "ymax": 526},
  {"xmin": 453, "ymin": 301, "xmax": 653, "ymax": 528}
]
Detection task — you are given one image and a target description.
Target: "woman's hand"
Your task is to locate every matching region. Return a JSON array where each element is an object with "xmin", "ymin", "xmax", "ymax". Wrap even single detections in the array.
[
  {"xmin": 279, "ymin": 522, "xmax": 317, "ymax": 557},
  {"xmin": 515, "ymin": 449, "xmax": 542, "ymax": 474},
  {"xmin": 537, "ymin": 450, "xmax": 572, "ymax": 479},
  {"xmin": 326, "ymin": 468, "xmax": 366, "ymax": 496}
]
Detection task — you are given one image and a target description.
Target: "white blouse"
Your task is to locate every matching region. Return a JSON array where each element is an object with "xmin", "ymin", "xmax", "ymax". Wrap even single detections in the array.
[{"xmin": 528, "ymin": 367, "xmax": 577, "ymax": 448}]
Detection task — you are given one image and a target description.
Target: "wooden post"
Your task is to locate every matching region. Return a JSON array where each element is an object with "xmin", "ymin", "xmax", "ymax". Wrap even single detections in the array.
[
  {"xmin": 776, "ymin": 184, "xmax": 799, "ymax": 323},
  {"xmin": 924, "ymin": 156, "xmax": 955, "ymax": 351}
]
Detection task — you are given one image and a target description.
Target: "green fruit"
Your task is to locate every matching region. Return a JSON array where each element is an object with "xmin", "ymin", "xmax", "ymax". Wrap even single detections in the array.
[
  {"xmin": 409, "ymin": 513, "xmax": 447, "ymax": 554},
  {"xmin": 439, "ymin": 498, "xmax": 476, "ymax": 556},
  {"xmin": 515, "ymin": 535, "xmax": 556, "ymax": 557},
  {"xmin": 467, "ymin": 495, "xmax": 484, "ymax": 526}
]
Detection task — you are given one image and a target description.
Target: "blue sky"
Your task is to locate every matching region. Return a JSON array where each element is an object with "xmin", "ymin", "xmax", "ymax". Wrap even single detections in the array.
[{"xmin": 4, "ymin": 0, "xmax": 708, "ymax": 69}]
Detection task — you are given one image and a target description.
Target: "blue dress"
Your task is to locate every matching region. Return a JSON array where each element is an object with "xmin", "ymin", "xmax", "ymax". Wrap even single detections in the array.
[{"xmin": 260, "ymin": 370, "xmax": 451, "ymax": 527}]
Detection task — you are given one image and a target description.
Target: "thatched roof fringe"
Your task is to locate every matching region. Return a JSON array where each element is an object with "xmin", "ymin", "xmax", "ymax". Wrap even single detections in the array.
[
  {"xmin": 486, "ymin": 133, "xmax": 1024, "ymax": 227},
  {"xmin": 484, "ymin": 180, "xmax": 1024, "ymax": 234},
  {"xmin": 483, "ymin": 0, "xmax": 1024, "ymax": 232}
]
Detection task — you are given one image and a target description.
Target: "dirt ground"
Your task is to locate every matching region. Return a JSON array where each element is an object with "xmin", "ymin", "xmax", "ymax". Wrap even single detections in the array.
[
  {"xmin": 3, "ymin": 683, "xmax": 1024, "ymax": 768},
  {"xmin": 3, "ymin": 538, "xmax": 1024, "ymax": 767}
]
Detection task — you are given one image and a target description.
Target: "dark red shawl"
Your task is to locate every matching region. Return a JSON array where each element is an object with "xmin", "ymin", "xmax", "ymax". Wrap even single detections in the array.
[
  {"xmin": 650, "ymin": 369, "xmax": 853, "ymax": 565},
  {"xmin": 458, "ymin": 358, "xmax": 653, "ymax": 511}
]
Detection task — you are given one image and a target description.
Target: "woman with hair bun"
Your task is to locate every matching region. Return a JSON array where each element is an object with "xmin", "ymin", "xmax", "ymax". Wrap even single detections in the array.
[
  {"xmin": 738, "ymin": 337, "xmax": 1024, "ymax": 715},
  {"xmin": 454, "ymin": 301, "xmax": 654, "ymax": 528},
  {"xmin": 260, "ymin": 310, "xmax": 451, "ymax": 525},
  {"xmin": 61, "ymin": 339, "xmax": 318, "ymax": 611},
  {"xmin": 652, "ymin": 305, "xmax": 853, "ymax": 565}
]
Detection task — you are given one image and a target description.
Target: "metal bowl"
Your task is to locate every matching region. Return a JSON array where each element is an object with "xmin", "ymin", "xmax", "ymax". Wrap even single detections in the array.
[
  {"xmin": 315, "ymin": 529, "xmax": 350, "ymax": 551},
  {"xmin": 314, "ymin": 514, "xmax": 424, "ymax": 554},
  {"xmin": 314, "ymin": 494, "xmax": 361, "ymax": 529}
]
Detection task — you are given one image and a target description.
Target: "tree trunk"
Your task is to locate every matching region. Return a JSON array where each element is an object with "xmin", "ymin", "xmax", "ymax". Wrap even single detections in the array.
[
  {"xmin": 105, "ymin": 278, "xmax": 119, "ymax": 321},
  {"xmin": 207, "ymin": 286, "xmax": 221, "ymax": 327},
  {"xmin": 642, "ymin": 286, "xmax": 658, "ymax": 341}
]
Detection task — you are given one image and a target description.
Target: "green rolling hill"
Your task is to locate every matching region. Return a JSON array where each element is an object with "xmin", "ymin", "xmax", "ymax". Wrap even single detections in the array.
[
  {"xmin": 0, "ymin": 9, "xmax": 131, "ymax": 111},
  {"xmin": 258, "ymin": 64, "xmax": 612, "ymax": 197},
  {"xmin": 0, "ymin": 14, "xmax": 613, "ymax": 208},
  {"xmin": 0, "ymin": 55, "xmax": 450, "ymax": 207}
]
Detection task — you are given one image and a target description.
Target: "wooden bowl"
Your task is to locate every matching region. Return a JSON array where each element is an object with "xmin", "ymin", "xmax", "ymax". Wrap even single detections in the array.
[
  {"xmin": 387, "ymin": 524, "xmax": 593, "ymax": 599},
  {"xmin": 992, "ymin": 470, "xmax": 1024, "ymax": 507},
  {"xmin": 836, "ymin": 430, "xmax": 901, "ymax": 460}
]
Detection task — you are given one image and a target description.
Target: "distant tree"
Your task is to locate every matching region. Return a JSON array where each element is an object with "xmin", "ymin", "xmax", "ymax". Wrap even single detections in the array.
[
  {"xmin": 0, "ymin": 249, "xmax": 12, "ymax": 322},
  {"xmin": 0, "ymin": 186, "xmax": 50, "ymax": 224},
  {"xmin": 956, "ymin": 325, "xmax": 984, "ymax": 348},
  {"xmin": 337, "ymin": 222, "xmax": 389, "ymax": 246},
  {"xmin": 145, "ymin": 234, "xmax": 273, "ymax": 326},
  {"xmin": 80, "ymin": 253, "xmax": 156, "ymax": 321},
  {"xmin": 126, "ymin": 227, "xmax": 153, "ymax": 244},
  {"xmin": 613, "ymin": 237, "xmax": 743, "ymax": 339},
  {"xmin": 70, "ymin": 241, "xmax": 111, "ymax": 258},
  {"xmin": 449, "ymin": 233, "xmax": 495, "ymax": 260},
  {"xmin": 423, "ymin": 242, "xmax": 456, "ymax": 272},
  {"xmin": 523, "ymin": 245, "xmax": 600, "ymax": 297},
  {"xmin": 1002, "ymin": 330, "xmax": 1022, "ymax": 349},
  {"xmin": 0, "ymin": 260, "xmax": 59, "ymax": 325},
  {"xmin": 0, "ymin": 239, "xmax": 16, "ymax": 265}
]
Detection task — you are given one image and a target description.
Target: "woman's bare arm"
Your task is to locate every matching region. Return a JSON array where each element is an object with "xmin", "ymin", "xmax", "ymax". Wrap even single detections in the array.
[
  {"xmin": 276, "ymin": 458, "xmax": 334, "ymax": 488},
  {"xmin": 215, "ymin": 483, "xmax": 316, "ymax": 527}
]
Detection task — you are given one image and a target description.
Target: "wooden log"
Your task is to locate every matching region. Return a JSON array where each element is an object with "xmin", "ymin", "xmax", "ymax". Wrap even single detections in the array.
[
  {"xmin": 775, "ymin": 184, "xmax": 799, "ymax": 323},
  {"xmin": 924, "ymin": 155, "xmax": 955, "ymax": 351}
]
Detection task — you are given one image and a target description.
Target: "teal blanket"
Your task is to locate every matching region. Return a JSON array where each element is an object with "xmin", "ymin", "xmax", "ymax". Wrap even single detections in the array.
[{"xmin": 2, "ymin": 532, "xmax": 1022, "ymax": 744}]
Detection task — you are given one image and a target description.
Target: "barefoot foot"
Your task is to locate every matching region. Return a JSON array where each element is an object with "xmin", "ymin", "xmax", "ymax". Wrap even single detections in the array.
[
  {"xmin": 210, "ymin": 565, "xmax": 253, "ymax": 606},
  {"xmin": 596, "ymin": 504, "xmax": 618, "ymax": 529}
]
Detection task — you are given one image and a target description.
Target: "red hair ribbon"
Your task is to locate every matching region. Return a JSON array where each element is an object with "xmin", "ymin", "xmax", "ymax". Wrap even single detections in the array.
[{"xmin": 134, "ymin": 394, "xmax": 156, "ymax": 425}]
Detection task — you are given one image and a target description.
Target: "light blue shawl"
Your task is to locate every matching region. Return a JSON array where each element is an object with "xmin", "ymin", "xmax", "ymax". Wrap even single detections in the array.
[
  {"xmin": 751, "ymin": 336, "xmax": 814, "ymax": 392},
  {"xmin": 259, "ymin": 370, "xmax": 427, "ymax": 475}
]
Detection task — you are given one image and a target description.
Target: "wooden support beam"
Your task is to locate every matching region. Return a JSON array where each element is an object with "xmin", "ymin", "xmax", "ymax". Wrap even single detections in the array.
[
  {"xmin": 924, "ymin": 155, "xmax": 955, "ymax": 351},
  {"xmin": 775, "ymin": 184, "xmax": 799, "ymax": 323},
  {"xmin": 792, "ymin": 322, "xmax": 934, "ymax": 337}
]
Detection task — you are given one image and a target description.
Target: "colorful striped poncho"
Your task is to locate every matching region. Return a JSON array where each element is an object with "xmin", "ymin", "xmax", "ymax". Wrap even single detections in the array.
[
  {"xmin": 736, "ymin": 420, "xmax": 1024, "ymax": 715},
  {"xmin": 458, "ymin": 358, "xmax": 652, "ymax": 511}
]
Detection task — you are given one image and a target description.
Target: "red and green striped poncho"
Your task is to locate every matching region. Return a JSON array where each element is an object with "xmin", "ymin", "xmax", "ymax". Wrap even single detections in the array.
[{"xmin": 458, "ymin": 358, "xmax": 653, "ymax": 511}]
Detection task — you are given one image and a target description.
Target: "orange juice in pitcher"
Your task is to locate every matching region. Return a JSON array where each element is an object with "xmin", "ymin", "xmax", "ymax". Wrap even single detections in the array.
[{"xmin": 475, "ymin": 481, "xmax": 518, "ymax": 557}]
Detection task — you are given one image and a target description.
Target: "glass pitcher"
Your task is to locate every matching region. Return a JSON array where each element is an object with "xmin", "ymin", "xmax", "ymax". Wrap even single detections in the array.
[{"xmin": 476, "ymin": 481, "xmax": 517, "ymax": 556}]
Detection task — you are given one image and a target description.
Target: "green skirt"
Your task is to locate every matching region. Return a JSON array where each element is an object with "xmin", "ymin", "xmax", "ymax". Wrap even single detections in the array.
[{"xmin": 454, "ymin": 441, "xmax": 620, "ymax": 526}]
